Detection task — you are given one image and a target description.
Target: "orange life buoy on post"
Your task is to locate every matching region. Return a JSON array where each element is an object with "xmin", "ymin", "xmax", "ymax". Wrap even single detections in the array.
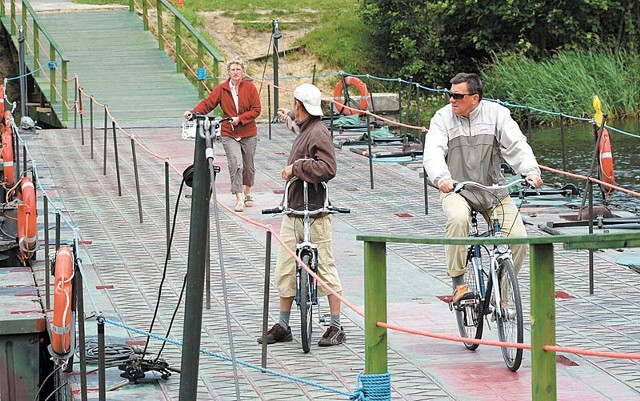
[
  {"xmin": 333, "ymin": 76, "xmax": 369, "ymax": 115},
  {"xmin": 18, "ymin": 176, "xmax": 37, "ymax": 258},
  {"xmin": 1, "ymin": 111, "xmax": 14, "ymax": 186},
  {"xmin": 51, "ymin": 246, "xmax": 74, "ymax": 356},
  {"xmin": 598, "ymin": 127, "xmax": 615, "ymax": 194}
]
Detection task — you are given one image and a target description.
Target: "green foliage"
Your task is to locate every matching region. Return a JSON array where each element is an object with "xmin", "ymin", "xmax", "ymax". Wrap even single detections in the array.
[
  {"xmin": 361, "ymin": 0, "xmax": 640, "ymax": 86},
  {"xmin": 482, "ymin": 49, "xmax": 640, "ymax": 124}
]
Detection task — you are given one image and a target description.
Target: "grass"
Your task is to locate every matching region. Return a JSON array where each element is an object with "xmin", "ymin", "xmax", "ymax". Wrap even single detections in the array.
[{"xmin": 482, "ymin": 49, "xmax": 640, "ymax": 125}]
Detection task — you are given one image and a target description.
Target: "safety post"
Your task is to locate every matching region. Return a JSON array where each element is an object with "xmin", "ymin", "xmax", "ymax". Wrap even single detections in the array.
[
  {"xmin": 179, "ymin": 121, "xmax": 210, "ymax": 400},
  {"xmin": 90, "ymin": 100, "xmax": 94, "ymax": 158},
  {"xmin": 44, "ymin": 196, "xmax": 51, "ymax": 309},
  {"xmin": 97, "ymin": 318, "xmax": 106, "ymax": 401},
  {"xmin": 356, "ymin": 232, "xmax": 640, "ymax": 401},
  {"xmin": 112, "ymin": 121, "xmax": 122, "ymax": 196},
  {"xmin": 130, "ymin": 138, "xmax": 143, "ymax": 223},
  {"xmin": 103, "ymin": 108, "xmax": 108, "ymax": 175},
  {"xmin": 260, "ymin": 230, "xmax": 272, "ymax": 368},
  {"xmin": 366, "ymin": 113, "xmax": 374, "ymax": 189},
  {"xmin": 272, "ymin": 20, "xmax": 281, "ymax": 113},
  {"xmin": 75, "ymin": 255, "xmax": 89, "ymax": 401}
]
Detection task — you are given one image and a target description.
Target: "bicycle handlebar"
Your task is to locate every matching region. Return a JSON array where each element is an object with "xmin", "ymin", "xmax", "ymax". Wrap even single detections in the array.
[
  {"xmin": 261, "ymin": 178, "xmax": 350, "ymax": 216},
  {"xmin": 454, "ymin": 177, "xmax": 536, "ymax": 194}
]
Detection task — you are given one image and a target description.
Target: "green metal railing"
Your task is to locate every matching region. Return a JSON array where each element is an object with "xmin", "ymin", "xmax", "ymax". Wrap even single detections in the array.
[
  {"xmin": 357, "ymin": 232, "xmax": 640, "ymax": 400},
  {"xmin": 8, "ymin": 0, "xmax": 70, "ymax": 121},
  {"xmin": 131, "ymin": 0, "xmax": 223, "ymax": 98}
]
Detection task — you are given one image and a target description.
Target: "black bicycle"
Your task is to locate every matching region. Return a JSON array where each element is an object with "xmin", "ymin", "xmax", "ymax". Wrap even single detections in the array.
[
  {"xmin": 451, "ymin": 177, "xmax": 535, "ymax": 371},
  {"xmin": 263, "ymin": 178, "xmax": 349, "ymax": 353}
]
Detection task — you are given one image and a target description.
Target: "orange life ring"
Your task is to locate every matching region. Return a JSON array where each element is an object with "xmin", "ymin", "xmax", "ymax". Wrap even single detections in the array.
[
  {"xmin": 1, "ymin": 111, "xmax": 14, "ymax": 186},
  {"xmin": 51, "ymin": 246, "xmax": 74, "ymax": 356},
  {"xmin": 598, "ymin": 127, "xmax": 615, "ymax": 193},
  {"xmin": 333, "ymin": 76, "xmax": 369, "ymax": 115},
  {"xmin": 0, "ymin": 84, "xmax": 4, "ymax": 118},
  {"xmin": 18, "ymin": 176, "xmax": 37, "ymax": 257}
]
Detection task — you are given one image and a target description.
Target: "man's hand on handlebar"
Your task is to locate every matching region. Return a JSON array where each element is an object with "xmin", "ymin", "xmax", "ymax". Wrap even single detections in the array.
[
  {"xmin": 525, "ymin": 173, "xmax": 543, "ymax": 189},
  {"xmin": 281, "ymin": 164, "xmax": 294, "ymax": 181},
  {"xmin": 438, "ymin": 178, "xmax": 456, "ymax": 193}
]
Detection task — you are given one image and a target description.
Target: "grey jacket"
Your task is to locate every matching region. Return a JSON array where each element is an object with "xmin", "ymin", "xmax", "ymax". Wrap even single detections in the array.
[{"xmin": 423, "ymin": 100, "xmax": 540, "ymax": 210}]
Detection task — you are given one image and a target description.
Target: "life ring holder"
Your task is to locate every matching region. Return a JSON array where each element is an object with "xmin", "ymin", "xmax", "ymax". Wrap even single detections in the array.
[
  {"xmin": 49, "ymin": 246, "xmax": 76, "ymax": 361},
  {"xmin": 333, "ymin": 76, "xmax": 369, "ymax": 115}
]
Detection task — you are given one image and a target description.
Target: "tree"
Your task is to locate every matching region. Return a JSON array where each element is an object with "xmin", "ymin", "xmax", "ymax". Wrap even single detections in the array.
[{"xmin": 360, "ymin": 0, "xmax": 640, "ymax": 86}]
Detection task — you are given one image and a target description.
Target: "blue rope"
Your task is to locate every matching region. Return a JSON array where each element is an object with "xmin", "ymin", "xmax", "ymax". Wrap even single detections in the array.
[
  {"xmin": 99, "ymin": 317, "xmax": 355, "ymax": 398},
  {"xmin": 351, "ymin": 371, "xmax": 391, "ymax": 401},
  {"xmin": 5, "ymin": 65, "xmax": 46, "ymax": 81}
]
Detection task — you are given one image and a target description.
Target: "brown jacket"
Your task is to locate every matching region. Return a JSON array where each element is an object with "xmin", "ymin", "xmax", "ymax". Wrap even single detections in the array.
[{"xmin": 286, "ymin": 115, "xmax": 336, "ymax": 210}]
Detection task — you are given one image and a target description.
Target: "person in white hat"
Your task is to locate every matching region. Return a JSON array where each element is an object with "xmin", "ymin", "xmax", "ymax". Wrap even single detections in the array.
[{"xmin": 257, "ymin": 83, "xmax": 346, "ymax": 347}]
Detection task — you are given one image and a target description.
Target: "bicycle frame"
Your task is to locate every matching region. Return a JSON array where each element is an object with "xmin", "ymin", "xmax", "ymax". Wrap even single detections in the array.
[{"xmin": 294, "ymin": 181, "xmax": 319, "ymax": 308}]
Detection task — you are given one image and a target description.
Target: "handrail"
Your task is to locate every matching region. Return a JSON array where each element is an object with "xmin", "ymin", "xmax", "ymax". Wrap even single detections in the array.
[
  {"xmin": 9, "ymin": 0, "xmax": 70, "ymax": 121},
  {"xmin": 132, "ymin": 0, "xmax": 223, "ymax": 98},
  {"xmin": 357, "ymin": 232, "xmax": 640, "ymax": 401}
]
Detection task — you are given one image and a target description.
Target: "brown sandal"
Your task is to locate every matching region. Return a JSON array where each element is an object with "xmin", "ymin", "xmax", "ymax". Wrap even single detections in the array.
[{"xmin": 244, "ymin": 194, "xmax": 254, "ymax": 207}]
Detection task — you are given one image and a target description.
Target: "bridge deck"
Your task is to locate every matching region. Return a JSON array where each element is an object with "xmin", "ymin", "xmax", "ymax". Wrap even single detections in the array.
[{"xmin": 2, "ymin": 7, "xmax": 202, "ymax": 126}]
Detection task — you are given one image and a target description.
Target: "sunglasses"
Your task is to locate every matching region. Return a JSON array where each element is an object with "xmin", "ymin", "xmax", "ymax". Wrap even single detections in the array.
[{"xmin": 446, "ymin": 91, "xmax": 475, "ymax": 100}]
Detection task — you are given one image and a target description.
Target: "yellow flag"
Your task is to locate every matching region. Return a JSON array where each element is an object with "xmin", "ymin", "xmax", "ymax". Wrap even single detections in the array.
[{"xmin": 592, "ymin": 95, "xmax": 603, "ymax": 127}]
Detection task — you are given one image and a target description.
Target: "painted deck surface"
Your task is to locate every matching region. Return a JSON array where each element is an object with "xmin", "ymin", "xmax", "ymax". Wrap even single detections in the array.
[
  {"xmin": 0, "ymin": 1, "xmax": 639, "ymax": 400},
  {"xmin": 18, "ymin": 121, "xmax": 640, "ymax": 400}
]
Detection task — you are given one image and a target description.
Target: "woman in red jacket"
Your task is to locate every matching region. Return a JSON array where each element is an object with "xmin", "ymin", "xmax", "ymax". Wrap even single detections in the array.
[{"xmin": 186, "ymin": 56, "xmax": 262, "ymax": 212}]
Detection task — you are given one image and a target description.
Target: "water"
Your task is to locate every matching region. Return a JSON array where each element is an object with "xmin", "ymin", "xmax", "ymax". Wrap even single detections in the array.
[{"xmin": 528, "ymin": 119, "xmax": 640, "ymax": 212}]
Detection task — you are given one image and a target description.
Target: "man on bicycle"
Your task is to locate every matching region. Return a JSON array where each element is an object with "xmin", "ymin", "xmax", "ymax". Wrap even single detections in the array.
[
  {"xmin": 257, "ymin": 83, "xmax": 346, "ymax": 346},
  {"xmin": 423, "ymin": 73, "xmax": 543, "ymax": 304}
]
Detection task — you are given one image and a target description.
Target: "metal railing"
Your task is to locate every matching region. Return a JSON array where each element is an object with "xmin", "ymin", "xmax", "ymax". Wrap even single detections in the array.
[
  {"xmin": 131, "ymin": 0, "xmax": 223, "ymax": 98},
  {"xmin": 7, "ymin": 0, "xmax": 70, "ymax": 121},
  {"xmin": 357, "ymin": 232, "xmax": 640, "ymax": 400}
]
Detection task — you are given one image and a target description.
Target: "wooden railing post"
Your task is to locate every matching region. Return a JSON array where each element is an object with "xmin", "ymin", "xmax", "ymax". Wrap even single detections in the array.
[
  {"xmin": 363, "ymin": 240, "xmax": 388, "ymax": 374},
  {"xmin": 156, "ymin": 0, "xmax": 164, "ymax": 51},
  {"xmin": 175, "ymin": 20, "xmax": 182, "ymax": 73},
  {"xmin": 62, "ymin": 60, "xmax": 68, "ymax": 121},
  {"xmin": 33, "ymin": 23, "xmax": 40, "ymax": 76},
  {"xmin": 49, "ymin": 43, "xmax": 56, "ymax": 103},
  {"xmin": 529, "ymin": 243, "xmax": 557, "ymax": 400}
]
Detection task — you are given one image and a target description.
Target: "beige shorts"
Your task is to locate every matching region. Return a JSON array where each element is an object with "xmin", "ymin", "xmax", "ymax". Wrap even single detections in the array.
[{"xmin": 275, "ymin": 214, "xmax": 342, "ymax": 298}]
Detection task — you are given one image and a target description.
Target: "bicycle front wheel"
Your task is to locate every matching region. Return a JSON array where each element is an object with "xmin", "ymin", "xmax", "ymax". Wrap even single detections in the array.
[
  {"xmin": 495, "ymin": 257, "xmax": 524, "ymax": 371},
  {"xmin": 299, "ymin": 255, "xmax": 313, "ymax": 354},
  {"xmin": 455, "ymin": 253, "xmax": 484, "ymax": 350}
]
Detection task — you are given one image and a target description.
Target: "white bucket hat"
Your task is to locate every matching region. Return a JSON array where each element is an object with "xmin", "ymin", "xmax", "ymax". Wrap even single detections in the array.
[{"xmin": 293, "ymin": 83, "xmax": 323, "ymax": 117}]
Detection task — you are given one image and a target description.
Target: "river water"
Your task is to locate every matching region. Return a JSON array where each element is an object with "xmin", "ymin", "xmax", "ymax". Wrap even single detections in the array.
[{"xmin": 528, "ymin": 119, "xmax": 640, "ymax": 212}]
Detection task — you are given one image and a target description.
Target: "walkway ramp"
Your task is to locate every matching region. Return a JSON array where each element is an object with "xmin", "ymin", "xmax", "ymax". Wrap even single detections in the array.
[{"xmin": 2, "ymin": 7, "xmax": 202, "ymax": 127}]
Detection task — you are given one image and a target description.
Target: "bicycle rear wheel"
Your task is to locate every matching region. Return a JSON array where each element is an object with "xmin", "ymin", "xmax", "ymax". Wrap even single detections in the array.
[
  {"xmin": 455, "ymin": 252, "xmax": 485, "ymax": 350},
  {"xmin": 495, "ymin": 257, "xmax": 524, "ymax": 371},
  {"xmin": 299, "ymin": 254, "xmax": 313, "ymax": 353}
]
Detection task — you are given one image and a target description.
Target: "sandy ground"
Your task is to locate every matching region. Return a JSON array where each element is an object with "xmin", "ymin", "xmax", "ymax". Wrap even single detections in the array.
[{"xmin": 200, "ymin": 11, "xmax": 337, "ymax": 116}]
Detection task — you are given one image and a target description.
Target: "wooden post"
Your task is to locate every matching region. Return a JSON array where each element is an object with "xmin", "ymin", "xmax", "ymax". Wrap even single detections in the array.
[
  {"xmin": 363, "ymin": 240, "xmax": 388, "ymax": 374},
  {"xmin": 530, "ymin": 243, "xmax": 556, "ymax": 400}
]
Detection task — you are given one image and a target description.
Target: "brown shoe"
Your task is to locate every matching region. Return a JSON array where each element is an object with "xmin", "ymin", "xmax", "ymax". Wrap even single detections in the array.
[
  {"xmin": 256, "ymin": 323, "xmax": 293, "ymax": 344},
  {"xmin": 453, "ymin": 284, "xmax": 473, "ymax": 304},
  {"xmin": 318, "ymin": 326, "xmax": 346, "ymax": 346}
]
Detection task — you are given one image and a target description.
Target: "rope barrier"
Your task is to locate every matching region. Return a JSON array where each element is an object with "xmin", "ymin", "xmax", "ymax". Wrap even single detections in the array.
[{"xmin": 99, "ymin": 316, "xmax": 355, "ymax": 399}]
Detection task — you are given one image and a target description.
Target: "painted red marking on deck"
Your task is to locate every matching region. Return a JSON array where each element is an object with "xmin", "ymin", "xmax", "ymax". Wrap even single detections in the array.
[
  {"xmin": 96, "ymin": 285, "xmax": 114, "ymax": 290},
  {"xmin": 395, "ymin": 212, "xmax": 413, "ymax": 218}
]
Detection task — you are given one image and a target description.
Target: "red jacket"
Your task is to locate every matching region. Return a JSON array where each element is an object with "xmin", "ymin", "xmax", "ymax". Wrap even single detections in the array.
[{"xmin": 191, "ymin": 78, "xmax": 261, "ymax": 138}]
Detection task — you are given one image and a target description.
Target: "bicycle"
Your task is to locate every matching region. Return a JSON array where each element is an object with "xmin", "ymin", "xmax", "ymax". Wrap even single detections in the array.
[
  {"xmin": 450, "ymin": 177, "xmax": 535, "ymax": 371},
  {"xmin": 262, "ymin": 177, "xmax": 349, "ymax": 353}
]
